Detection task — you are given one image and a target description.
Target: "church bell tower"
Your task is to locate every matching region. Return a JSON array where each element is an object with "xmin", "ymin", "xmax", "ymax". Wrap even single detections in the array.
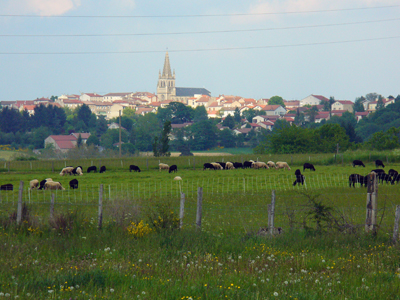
[{"xmin": 157, "ymin": 52, "xmax": 176, "ymax": 101}]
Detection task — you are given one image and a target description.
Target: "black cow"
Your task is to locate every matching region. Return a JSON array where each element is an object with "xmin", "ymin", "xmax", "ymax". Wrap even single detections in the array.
[
  {"xmin": 243, "ymin": 161, "xmax": 253, "ymax": 169},
  {"xmin": 293, "ymin": 169, "xmax": 305, "ymax": 186},
  {"xmin": 370, "ymin": 169, "xmax": 386, "ymax": 183},
  {"xmin": 349, "ymin": 174, "xmax": 367, "ymax": 188},
  {"xmin": 169, "ymin": 165, "xmax": 178, "ymax": 173},
  {"xmin": 303, "ymin": 163, "xmax": 316, "ymax": 171},
  {"xmin": 233, "ymin": 162, "xmax": 243, "ymax": 169},
  {"xmin": 87, "ymin": 166, "xmax": 97, "ymax": 173},
  {"xmin": 375, "ymin": 159, "xmax": 385, "ymax": 168},
  {"xmin": 203, "ymin": 163, "xmax": 215, "ymax": 170},
  {"xmin": 389, "ymin": 169, "xmax": 399, "ymax": 184},
  {"xmin": 352, "ymin": 160, "xmax": 365, "ymax": 167},
  {"xmin": 0, "ymin": 184, "xmax": 13, "ymax": 191},
  {"xmin": 99, "ymin": 166, "xmax": 106, "ymax": 173},
  {"xmin": 216, "ymin": 162, "xmax": 226, "ymax": 169},
  {"xmin": 69, "ymin": 179, "xmax": 79, "ymax": 189},
  {"xmin": 129, "ymin": 165, "xmax": 141, "ymax": 172}
]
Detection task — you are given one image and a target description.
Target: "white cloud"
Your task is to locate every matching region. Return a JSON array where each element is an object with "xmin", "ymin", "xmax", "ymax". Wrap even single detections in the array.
[
  {"xmin": 233, "ymin": 0, "xmax": 400, "ymax": 24},
  {"xmin": 2, "ymin": 0, "xmax": 81, "ymax": 16}
]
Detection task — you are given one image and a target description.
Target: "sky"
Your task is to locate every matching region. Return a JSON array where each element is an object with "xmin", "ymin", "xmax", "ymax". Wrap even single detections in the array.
[{"xmin": 0, "ymin": 0, "xmax": 400, "ymax": 102}]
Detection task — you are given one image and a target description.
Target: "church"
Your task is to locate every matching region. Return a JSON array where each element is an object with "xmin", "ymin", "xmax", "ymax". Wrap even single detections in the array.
[{"xmin": 156, "ymin": 52, "xmax": 211, "ymax": 104}]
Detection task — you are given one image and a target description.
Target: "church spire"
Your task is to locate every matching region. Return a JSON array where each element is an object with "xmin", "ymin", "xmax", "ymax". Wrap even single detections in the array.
[{"xmin": 162, "ymin": 51, "xmax": 172, "ymax": 78}]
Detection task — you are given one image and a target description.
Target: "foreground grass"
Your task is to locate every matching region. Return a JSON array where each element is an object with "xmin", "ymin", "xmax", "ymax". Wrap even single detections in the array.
[{"xmin": 0, "ymin": 222, "xmax": 399, "ymax": 299}]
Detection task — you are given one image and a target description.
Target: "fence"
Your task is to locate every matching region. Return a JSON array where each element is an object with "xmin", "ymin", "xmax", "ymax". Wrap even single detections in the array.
[{"xmin": 2, "ymin": 176, "xmax": 400, "ymax": 243}]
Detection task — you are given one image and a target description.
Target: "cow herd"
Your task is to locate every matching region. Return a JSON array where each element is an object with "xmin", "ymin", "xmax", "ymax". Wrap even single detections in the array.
[{"xmin": 349, "ymin": 159, "xmax": 400, "ymax": 188}]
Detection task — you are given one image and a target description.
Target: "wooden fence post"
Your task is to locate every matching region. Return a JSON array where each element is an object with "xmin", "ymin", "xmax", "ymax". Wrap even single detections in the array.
[
  {"xmin": 392, "ymin": 205, "xmax": 400, "ymax": 244},
  {"xmin": 196, "ymin": 187, "xmax": 203, "ymax": 230},
  {"xmin": 193, "ymin": 157, "xmax": 195, "ymax": 171},
  {"xmin": 98, "ymin": 184, "xmax": 103, "ymax": 230},
  {"xmin": 268, "ymin": 190, "xmax": 276, "ymax": 235},
  {"xmin": 365, "ymin": 173, "xmax": 378, "ymax": 234},
  {"xmin": 50, "ymin": 193, "xmax": 55, "ymax": 220},
  {"xmin": 17, "ymin": 181, "xmax": 24, "ymax": 225},
  {"xmin": 8, "ymin": 161, "xmax": 10, "ymax": 173},
  {"xmin": 146, "ymin": 159, "xmax": 149, "ymax": 171},
  {"xmin": 180, "ymin": 193, "xmax": 185, "ymax": 229}
]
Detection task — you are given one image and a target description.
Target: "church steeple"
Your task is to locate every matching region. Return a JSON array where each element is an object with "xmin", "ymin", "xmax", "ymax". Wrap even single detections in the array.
[{"xmin": 162, "ymin": 51, "xmax": 173, "ymax": 78}]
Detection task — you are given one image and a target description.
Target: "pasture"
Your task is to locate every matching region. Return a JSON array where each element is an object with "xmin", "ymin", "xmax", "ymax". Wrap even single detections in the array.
[{"xmin": 0, "ymin": 155, "xmax": 400, "ymax": 299}]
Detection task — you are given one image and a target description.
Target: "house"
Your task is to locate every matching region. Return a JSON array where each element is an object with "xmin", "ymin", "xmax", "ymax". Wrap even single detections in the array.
[
  {"xmin": 34, "ymin": 97, "xmax": 51, "ymax": 105},
  {"xmin": 234, "ymin": 128, "xmax": 253, "ymax": 135},
  {"xmin": 300, "ymin": 95, "xmax": 329, "ymax": 107},
  {"xmin": 135, "ymin": 107, "xmax": 157, "ymax": 116},
  {"xmin": 355, "ymin": 111, "xmax": 369, "ymax": 122},
  {"xmin": 283, "ymin": 100, "xmax": 300, "ymax": 110},
  {"xmin": 70, "ymin": 133, "xmax": 91, "ymax": 143},
  {"xmin": 315, "ymin": 112, "xmax": 330, "ymax": 123},
  {"xmin": 194, "ymin": 95, "xmax": 211, "ymax": 108},
  {"xmin": 131, "ymin": 92, "xmax": 157, "ymax": 103},
  {"xmin": 0, "ymin": 101, "xmax": 17, "ymax": 110},
  {"xmin": 242, "ymin": 123, "xmax": 262, "ymax": 131},
  {"xmin": 80, "ymin": 93, "xmax": 103, "ymax": 102},
  {"xmin": 262, "ymin": 105, "xmax": 287, "ymax": 116},
  {"xmin": 219, "ymin": 108, "xmax": 237, "ymax": 118},
  {"xmin": 103, "ymin": 93, "xmax": 133, "ymax": 102},
  {"xmin": 258, "ymin": 121, "xmax": 275, "ymax": 130},
  {"xmin": 331, "ymin": 100, "xmax": 354, "ymax": 113},
  {"xmin": 44, "ymin": 135, "xmax": 77, "ymax": 152},
  {"xmin": 61, "ymin": 99, "xmax": 83, "ymax": 109},
  {"xmin": 22, "ymin": 105, "xmax": 36, "ymax": 115},
  {"xmin": 207, "ymin": 110, "xmax": 219, "ymax": 118},
  {"xmin": 252, "ymin": 115, "xmax": 281, "ymax": 124},
  {"xmin": 108, "ymin": 122, "xmax": 126, "ymax": 130}
]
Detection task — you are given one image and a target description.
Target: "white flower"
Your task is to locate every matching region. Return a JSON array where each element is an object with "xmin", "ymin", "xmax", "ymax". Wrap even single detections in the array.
[
  {"xmin": 48, "ymin": 290, "xmax": 53, "ymax": 294},
  {"xmin": 322, "ymin": 260, "xmax": 325, "ymax": 263},
  {"xmin": 4, "ymin": 294, "xmax": 9, "ymax": 298},
  {"xmin": 284, "ymin": 281, "xmax": 288, "ymax": 285},
  {"xmin": 273, "ymin": 292, "xmax": 278, "ymax": 296},
  {"xmin": 315, "ymin": 279, "xmax": 319, "ymax": 284},
  {"xmin": 26, "ymin": 294, "xmax": 30, "ymax": 297},
  {"xmin": 362, "ymin": 278, "xmax": 365, "ymax": 282},
  {"xmin": 104, "ymin": 247, "xmax": 110, "ymax": 252},
  {"xmin": 142, "ymin": 291, "xmax": 146, "ymax": 295},
  {"xmin": 75, "ymin": 285, "xmax": 80, "ymax": 289},
  {"xmin": 0, "ymin": 293, "xmax": 4, "ymax": 297},
  {"xmin": 70, "ymin": 286, "xmax": 74, "ymax": 290},
  {"xmin": 357, "ymin": 265, "xmax": 360, "ymax": 268},
  {"xmin": 110, "ymin": 288, "xmax": 114, "ymax": 293},
  {"xmin": 253, "ymin": 283, "xmax": 256, "ymax": 286}
]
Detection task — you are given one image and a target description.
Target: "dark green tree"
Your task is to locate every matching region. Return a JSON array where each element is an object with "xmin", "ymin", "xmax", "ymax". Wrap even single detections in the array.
[
  {"xmin": 242, "ymin": 108, "xmax": 256, "ymax": 123},
  {"xmin": 234, "ymin": 107, "xmax": 241, "ymax": 123},
  {"xmin": 193, "ymin": 106, "xmax": 208, "ymax": 123},
  {"xmin": 96, "ymin": 116, "xmax": 108, "ymax": 136},
  {"xmin": 376, "ymin": 98, "xmax": 385, "ymax": 111},
  {"xmin": 222, "ymin": 115, "xmax": 235, "ymax": 129},
  {"xmin": 86, "ymin": 134, "xmax": 100, "ymax": 146},
  {"xmin": 219, "ymin": 129, "xmax": 236, "ymax": 148},
  {"xmin": 353, "ymin": 97, "xmax": 365, "ymax": 112},
  {"xmin": 76, "ymin": 104, "xmax": 92, "ymax": 128},
  {"xmin": 153, "ymin": 120, "xmax": 171, "ymax": 157},
  {"xmin": 268, "ymin": 96, "xmax": 285, "ymax": 107},
  {"xmin": 189, "ymin": 120, "xmax": 217, "ymax": 150},
  {"xmin": 306, "ymin": 106, "xmax": 319, "ymax": 123}
]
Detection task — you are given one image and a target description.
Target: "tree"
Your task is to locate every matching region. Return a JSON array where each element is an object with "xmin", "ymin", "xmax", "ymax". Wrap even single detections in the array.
[
  {"xmin": 268, "ymin": 96, "xmax": 285, "ymax": 108},
  {"xmin": 76, "ymin": 104, "xmax": 93, "ymax": 128},
  {"xmin": 376, "ymin": 98, "xmax": 385, "ymax": 111},
  {"xmin": 157, "ymin": 102, "xmax": 194, "ymax": 124},
  {"xmin": 294, "ymin": 109, "xmax": 305, "ymax": 126},
  {"xmin": 193, "ymin": 106, "xmax": 208, "ymax": 123},
  {"xmin": 100, "ymin": 129, "xmax": 128, "ymax": 149},
  {"xmin": 189, "ymin": 120, "xmax": 217, "ymax": 150},
  {"xmin": 86, "ymin": 134, "xmax": 100, "ymax": 146},
  {"xmin": 234, "ymin": 107, "xmax": 241, "ymax": 123},
  {"xmin": 305, "ymin": 106, "xmax": 319, "ymax": 123},
  {"xmin": 76, "ymin": 134, "xmax": 83, "ymax": 148},
  {"xmin": 219, "ymin": 129, "xmax": 236, "ymax": 148},
  {"xmin": 153, "ymin": 120, "xmax": 171, "ymax": 157},
  {"xmin": 242, "ymin": 108, "xmax": 256, "ymax": 123},
  {"xmin": 50, "ymin": 95, "xmax": 58, "ymax": 102},
  {"xmin": 328, "ymin": 96, "xmax": 336, "ymax": 118},
  {"xmin": 96, "ymin": 116, "xmax": 108, "ymax": 136},
  {"xmin": 365, "ymin": 93, "xmax": 380, "ymax": 102},
  {"xmin": 353, "ymin": 97, "xmax": 365, "ymax": 112},
  {"xmin": 123, "ymin": 107, "xmax": 136, "ymax": 119},
  {"xmin": 222, "ymin": 115, "xmax": 235, "ymax": 129}
]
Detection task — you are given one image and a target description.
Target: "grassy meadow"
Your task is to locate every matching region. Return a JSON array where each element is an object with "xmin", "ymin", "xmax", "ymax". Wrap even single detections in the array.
[{"xmin": 0, "ymin": 154, "xmax": 400, "ymax": 299}]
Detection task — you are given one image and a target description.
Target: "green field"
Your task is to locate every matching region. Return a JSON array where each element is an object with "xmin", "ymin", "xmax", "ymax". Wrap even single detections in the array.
[{"xmin": 0, "ymin": 157, "xmax": 399, "ymax": 299}]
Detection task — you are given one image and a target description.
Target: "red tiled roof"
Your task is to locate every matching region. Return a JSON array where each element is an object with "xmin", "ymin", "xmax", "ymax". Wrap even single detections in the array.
[
  {"xmin": 312, "ymin": 95, "xmax": 329, "ymax": 101},
  {"xmin": 49, "ymin": 135, "xmax": 76, "ymax": 141},
  {"xmin": 262, "ymin": 105, "xmax": 282, "ymax": 111},
  {"xmin": 23, "ymin": 105, "xmax": 36, "ymax": 110},
  {"xmin": 71, "ymin": 133, "xmax": 91, "ymax": 139},
  {"xmin": 335, "ymin": 100, "xmax": 353, "ymax": 105},
  {"xmin": 56, "ymin": 141, "xmax": 76, "ymax": 149}
]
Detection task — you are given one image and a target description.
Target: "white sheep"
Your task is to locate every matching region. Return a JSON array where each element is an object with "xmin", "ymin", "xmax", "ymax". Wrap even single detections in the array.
[
  {"xmin": 60, "ymin": 167, "xmax": 74, "ymax": 176},
  {"xmin": 174, "ymin": 176, "xmax": 182, "ymax": 181},
  {"xmin": 267, "ymin": 161, "xmax": 276, "ymax": 168},
  {"xmin": 210, "ymin": 162, "xmax": 223, "ymax": 170},
  {"xmin": 44, "ymin": 181, "xmax": 65, "ymax": 190},
  {"xmin": 275, "ymin": 161, "xmax": 291, "ymax": 170},
  {"xmin": 76, "ymin": 167, "xmax": 83, "ymax": 176},
  {"xmin": 252, "ymin": 161, "xmax": 269, "ymax": 169},
  {"xmin": 29, "ymin": 179, "xmax": 39, "ymax": 190},
  {"xmin": 159, "ymin": 163, "xmax": 169, "ymax": 172},
  {"xmin": 225, "ymin": 162, "xmax": 235, "ymax": 170}
]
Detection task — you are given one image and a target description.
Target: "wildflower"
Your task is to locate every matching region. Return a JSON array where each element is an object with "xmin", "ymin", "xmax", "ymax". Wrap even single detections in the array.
[
  {"xmin": 4, "ymin": 294, "xmax": 9, "ymax": 298},
  {"xmin": 110, "ymin": 288, "xmax": 114, "ymax": 293},
  {"xmin": 322, "ymin": 260, "xmax": 325, "ymax": 263},
  {"xmin": 273, "ymin": 292, "xmax": 278, "ymax": 296},
  {"xmin": 0, "ymin": 293, "xmax": 4, "ymax": 297},
  {"xmin": 284, "ymin": 281, "xmax": 288, "ymax": 285},
  {"xmin": 362, "ymin": 278, "xmax": 365, "ymax": 282},
  {"xmin": 142, "ymin": 291, "xmax": 146, "ymax": 295}
]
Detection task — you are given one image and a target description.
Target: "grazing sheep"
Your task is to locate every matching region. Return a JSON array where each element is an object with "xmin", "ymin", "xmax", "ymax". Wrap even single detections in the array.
[
  {"xmin": 129, "ymin": 165, "xmax": 141, "ymax": 172},
  {"xmin": 99, "ymin": 166, "xmax": 106, "ymax": 173},
  {"xmin": 69, "ymin": 179, "xmax": 79, "ymax": 189},
  {"xmin": 0, "ymin": 184, "xmax": 13, "ymax": 191},
  {"xmin": 293, "ymin": 169, "xmax": 305, "ymax": 186},
  {"xmin": 159, "ymin": 163, "xmax": 169, "ymax": 171},
  {"xmin": 233, "ymin": 162, "xmax": 243, "ymax": 169},
  {"xmin": 275, "ymin": 162, "xmax": 291, "ymax": 170},
  {"xmin": 352, "ymin": 160, "xmax": 365, "ymax": 167},
  {"xmin": 303, "ymin": 163, "xmax": 315, "ymax": 171},
  {"xmin": 87, "ymin": 166, "xmax": 97, "ymax": 173},
  {"xmin": 370, "ymin": 169, "xmax": 387, "ymax": 183},
  {"xmin": 375, "ymin": 159, "xmax": 385, "ymax": 168},
  {"xmin": 59, "ymin": 167, "xmax": 74, "ymax": 176},
  {"xmin": 169, "ymin": 165, "xmax": 178, "ymax": 173},
  {"xmin": 216, "ymin": 162, "xmax": 226, "ymax": 169},
  {"xmin": 174, "ymin": 176, "xmax": 182, "ymax": 181},
  {"xmin": 210, "ymin": 162, "xmax": 223, "ymax": 170},
  {"xmin": 225, "ymin": 162, "xmax": 235, "ymax": 170},
  {"xmin": 29, "ymin": 179, "xmax": 39, "ymax": 190},
  {"xmin": 267, "ymin": 161, "xmax": 276, "ymax": 168},
  {"xmin": 349, "ymin": 174, "xmax": 367, "ymax": 188},
  {"xmin": 44, "ymin": 181, "xmax": 65, "ymax": 190},
  {"xmin": 203, "ymin": 163, "xmax": 215, "ymax": 170},
  {"xmin": 252, "ymin": 161, "xmax": 268, "ymax": 169},
  {"xmin": 243, "ymin": 161, "xmax": 253, "ymax": 169},
  {"xmin": 72, "ymin": 166, "xmax": 83, "ymax": 175},
  {"xmin": 389, "ymin": 169, "xmax": 399, "ymax": 184}
]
